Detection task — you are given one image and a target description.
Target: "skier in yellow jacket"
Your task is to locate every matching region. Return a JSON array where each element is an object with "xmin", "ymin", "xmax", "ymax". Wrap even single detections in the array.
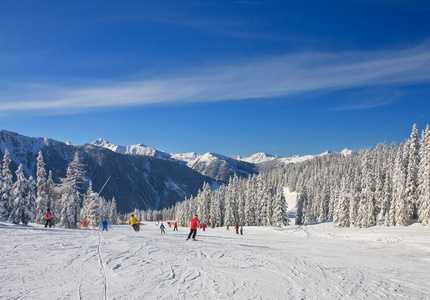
[{"xmin": 129, "ymin": 215, "xmax": 139, "ymax": 232}]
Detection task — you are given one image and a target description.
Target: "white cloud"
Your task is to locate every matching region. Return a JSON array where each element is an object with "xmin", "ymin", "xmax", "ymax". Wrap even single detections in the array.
[{"xmin": 1, "ymin": 43, "xmax": 430, "ymax": 114}]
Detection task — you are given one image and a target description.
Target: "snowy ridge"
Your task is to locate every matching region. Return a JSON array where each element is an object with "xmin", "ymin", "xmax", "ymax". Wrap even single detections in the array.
[
  {"xmin": 90, "ymin": 138, "xmax": 351, "ymax": 183},
  {"xmin": 237, "ymin": 150, "xmax": 334, "ymax": 165},
  {"xmin": 170, "ymin": 152, "xmax": 201, "ymax": 164},
  {"xmin": 92, "ymin": 138, "xmax": 344, "ymax": 167},
  {"xmin": 91, "ymin": 138, "xmax": 171, "ymax": 159},
  {"xmin": 235, "ymin": 152, "xmax": 280, "ymax": 163}
]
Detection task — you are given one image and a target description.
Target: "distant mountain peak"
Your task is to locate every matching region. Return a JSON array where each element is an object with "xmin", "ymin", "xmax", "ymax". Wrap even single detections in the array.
[
  {"xmin": 237, "ymin": 152, "xmax": 279, "ymax": 164},
  {"xmin": 91, "ymin": 138, "xmax": 170, "ymax": 159}
]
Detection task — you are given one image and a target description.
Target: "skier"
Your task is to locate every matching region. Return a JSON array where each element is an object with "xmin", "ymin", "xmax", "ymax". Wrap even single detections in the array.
[
  {"xmin": 235, "ymin": 224, "xmax": 239, "ymax": 234},
  {"xmin": 173, "ymin": 222, "xmax": 178, "ymax": 231},
  {"xmin": 187, "ymin": 215, "xmax": 200, "ymax": 241},
  {"xmin": 45, "ymin": 208, "xmax": 52, "ymax": 228},
  {"xmin": 240, "ymin": 225, "xmax": 243, "ymax": 235},
  {"xmin": 201, "ymin": 223, "xmax": 206, "ymax": 231},
  {"xmin": 102, "ymin": 220, "xmax": 108, "ymax": 231},
  {"xmin": 129, "ymin": 215, "xmax": 139, "ymax": 232},
  {"xmin": 160, "ymin": 223, "xmax": 166, "ymax": 234}
]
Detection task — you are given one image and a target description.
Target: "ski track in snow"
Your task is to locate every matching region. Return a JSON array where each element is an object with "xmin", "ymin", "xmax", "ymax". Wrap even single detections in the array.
[{"xmin": 0, "ymin": 221, "xmax": 429, "ymax": 299}]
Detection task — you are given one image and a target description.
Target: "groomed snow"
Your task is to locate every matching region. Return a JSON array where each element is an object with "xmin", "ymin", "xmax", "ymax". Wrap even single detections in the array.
[{"xmin": 1, "ymin": 219, "xmax": 429, "ymax": 299}]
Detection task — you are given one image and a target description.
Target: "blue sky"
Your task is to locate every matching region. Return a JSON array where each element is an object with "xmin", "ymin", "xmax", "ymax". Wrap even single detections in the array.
[{"xmin": 1, "ymin": 0, "xmax": 430, "ymax": 158}]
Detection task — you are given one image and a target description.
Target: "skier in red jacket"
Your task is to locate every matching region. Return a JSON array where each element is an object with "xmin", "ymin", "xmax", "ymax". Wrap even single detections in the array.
[
  {"xmin": 187, "ymin": 215, "xmax": 200, "ymax": 240},
  {"xmin": 45, "ymin": 208, "xmax": 52, "ymax": 228}
]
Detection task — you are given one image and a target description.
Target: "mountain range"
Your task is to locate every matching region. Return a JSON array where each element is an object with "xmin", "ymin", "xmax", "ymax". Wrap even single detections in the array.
[{"xmin": 0, "ymin": 130, "xmax": 333, "ymax": 213}]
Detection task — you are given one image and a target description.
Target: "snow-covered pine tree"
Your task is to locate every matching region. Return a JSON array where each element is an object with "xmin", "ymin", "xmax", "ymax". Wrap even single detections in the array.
[
  {"xmin": 1, "ymin": 150, "xmax": 14, "ymax": 217},
  {"xmin": 405, "ymin": 124, "xmax": 419, "ymax": 219},
  {"xmin": 236, "ymin": 178, "xmax": 246, "ymax": 226},
  {"xmin": 320, "ymin": 178, "xmax": 330, "ymax": 222},
  {"xmin": 46, "ymin": 171, "xmax": 59, "ymax": 226},
  {"xmin": 264, "ymin": 183, "xmax": 274, "ymax": 226},
  {"xmin": 9, "ymin": 165, "xmax": 36, "ymax": 225},
  {"xmin": 0, "ymin": 154, "xmax": 4, "ymax": 217},
  {"xmin": 336, "ymin": 178, "xmax": 350, "ymax": 228},
  {"xmin": 244, "ymin": 175, "xmax": 257, "ymax": 226},
  {"xmin": 224, "ymin": 189, "xmax": 236, "ymax": 227},
  {"xmin": 349, "ymin": 165, "xmax": 361, "ymax": 227},
  {"xmin": 35, "ymin": 150, "xmax": 49, "ymax": 224},
  {"xmin": 89, "ymin": 196, "xmax": 102, "ymax": 227},
  {"xmin": 381, "ymin": 171, "xmax": 393, "ymax": 226},
  {"xmin": 108, "ymin": 197, "xmax": 118, "ymax": 225},
  {"xmin": 357, "ymin": 149, "xmax": 376, "ymax": 228},
  {"xmin": 59, "ymin": 152, "xmax": 87, "ymax": 229},
  {"xmin": 418, "ymin": 125, "xmax": 430, "ymax": 225},
  {"xmin": 391, "ymin": 143, "xmax": 409, "ymax": 226},
  {"xmin": 209, "ymin": 189, "xmax": 222, "ymax": 227},
  {"xmin": 295, "ymin": 185, "xmax": 307, "ymax": 225},
  {"xmin": 196, "ymin": 182, "xmax": 211, "ymax": 225},
  {"xmin": 81, "ymin": 181, "xmax": 102, "ymax": 227},
  {"xmin": 272, "ymin": 186, "xmax": 289, "ymax": 227},
  {"xmin": 255, "ymin": 173, "xmax": 265, "ymax": 226}
]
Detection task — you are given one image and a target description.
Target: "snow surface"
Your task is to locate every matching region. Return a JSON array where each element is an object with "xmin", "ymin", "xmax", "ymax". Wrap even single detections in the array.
[{"xmin": 1, "ymin": 217, "xmax": 429, "ymax": 299}]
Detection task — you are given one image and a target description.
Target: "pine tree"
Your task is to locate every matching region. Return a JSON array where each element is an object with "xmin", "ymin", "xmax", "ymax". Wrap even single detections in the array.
[
  {"xmin": 357, "ymin": 149, "xmax": 376, "ymax": 228},
  {"xmin": 59, "ymin": 152, "xmax": 87, "ymax": 229},
  {"xmin": 295, "ymin": 186, "xmax": 307, "ymax": 225},
  {"xmin": 381, "ymin": 172, "xmax": 393, "ymax": 226},
  {"xmin": 337, "ymin": 179, "xmax": 350, "ymax": 227},
  {"xmin": 196, "ymin": 182, "xmax": 211, "ymax": 225},
  {"xmin": 1, "ymin": 150, "xmax": 14, "ymax": 217},
  {"xmin": 108, "ymin": 197, "xmax": 118, "ymax": 225},
  {"xmin": 224, "ymin": 191, "xmax": 235, "ymax": 227},
  {"xmin": 35, "ymin": 151, "xmax": 49, "ymax": 223},
  {"xmin": 418, "ymin": 125, "xmax": 430, "ymax": 225},
  {"xmin": 244, "ymin": 176, "xmax": 257, "ymax": 226},
  {"xmin": 349, "ymin": 166, "xmax": 361, "ymax": 227},
  {"xmin": 0, "ymin": 154, "xmax": 4, "ymax": 217},
  {"xmin": 9, "ymin": 165, "xmax": 36, "ymax": 225},
  {"xmin": 272, "ymin": 186, "xmax": 289, "ymax": 227},
  {"xmin": 46, "ymin": 171, "xmax": 58, "ymax": 225},
  {"xmin": 391, "ymin": 144, "xmax": 409, "ymax": 226},
  {"xmin": 209, "ymin": 191, "xmax": 222, "ymax": 227},
  {"xmin": 405, "ymin": 124, "xmax": 419, "ymax": 219},
  {"xmin": 236, "ymin": 179, "xmax": 246, "ymax": 226}
]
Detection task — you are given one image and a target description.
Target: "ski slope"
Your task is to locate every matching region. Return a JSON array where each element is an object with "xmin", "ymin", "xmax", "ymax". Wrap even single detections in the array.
[{"xmin": 0, "ymin": 220, "xmax": 429, "ymax": 299}]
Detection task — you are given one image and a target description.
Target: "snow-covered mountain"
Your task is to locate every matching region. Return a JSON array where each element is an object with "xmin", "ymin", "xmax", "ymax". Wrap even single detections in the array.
[
  {"xmin": 91, "ymin": 139, "xmax": 337, "ymax": 182},
  {"xmin": 91, "ymin": 138, "xmax": 171, "ymax": 160},
  {"xmin": 0, "ymin": 130, "xmax": 214, "ymax": 213},
  {"xmin": 0, "ymin": 129, "xmax": 346, "ymax": 212},
  {"xmin": 186, "ymin": 152, "xmax": 258, "ymax": 182},
  {"xmin": 235, "ymin": 152, "xmax": 280, "ymax": 164},
  {"xmin": 91, "ymin": 140, "xmax": 258, "ymax": 183}
]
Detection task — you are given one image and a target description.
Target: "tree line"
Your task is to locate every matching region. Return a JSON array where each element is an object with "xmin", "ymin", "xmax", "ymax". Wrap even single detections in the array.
[
  {"xmin": 138, "ymin": 123, "xmax": 430, "ymax": 229},
  {"xmin": 133, "ymin": 173, "xmax": 290, "ymax": 228},
  {"xmin": 0, "ymin": 150, "xmax": 118, "ymax": 228},
  {"xmin": 274, "ymin": 123, "xmax": 430, "ymax": 228}
]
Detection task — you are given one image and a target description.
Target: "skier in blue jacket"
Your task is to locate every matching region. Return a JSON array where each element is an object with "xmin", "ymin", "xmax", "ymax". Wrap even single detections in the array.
[
  {"xmin": 102, "ymin": 220, "xmax": 108, "ymax": 231},
  {"xmin": 160, "ymin": 223, "xmax": 166, "ymax": 234}
]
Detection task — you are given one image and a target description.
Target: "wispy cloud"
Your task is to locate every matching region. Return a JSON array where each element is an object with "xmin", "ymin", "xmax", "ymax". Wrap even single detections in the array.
[{"xmin": 1, "ymin": 43, "xmax": 430, "ymax": 114}]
